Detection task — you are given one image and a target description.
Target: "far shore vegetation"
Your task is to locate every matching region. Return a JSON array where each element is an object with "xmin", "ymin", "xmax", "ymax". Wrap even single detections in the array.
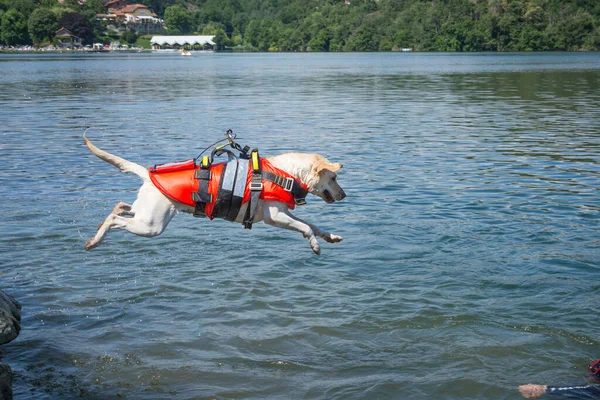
[{"xmin": 1, "ymin": 0, "xmax": 599, "ymax": 52}]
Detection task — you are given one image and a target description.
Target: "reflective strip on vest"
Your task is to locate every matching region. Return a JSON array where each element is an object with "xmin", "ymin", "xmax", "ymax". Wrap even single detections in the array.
[
  {"xmin": 227, "ymin": 159, "xmax": 249, "ymax": 221},
  {"xmin": 212, "ymin": 159, "xmax": 238, "ymax": 220}
]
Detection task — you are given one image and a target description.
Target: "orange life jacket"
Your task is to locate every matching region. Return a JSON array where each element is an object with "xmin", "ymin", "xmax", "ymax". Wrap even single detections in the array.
[{"xmin": 148, "ymin": 157, "xmax": 307, "ymax": 221}]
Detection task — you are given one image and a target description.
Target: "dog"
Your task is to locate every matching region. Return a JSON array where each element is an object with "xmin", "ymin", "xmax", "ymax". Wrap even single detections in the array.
[{"xmin": 83, "ymin": 137, "xmax": 346, "ymax": 255}]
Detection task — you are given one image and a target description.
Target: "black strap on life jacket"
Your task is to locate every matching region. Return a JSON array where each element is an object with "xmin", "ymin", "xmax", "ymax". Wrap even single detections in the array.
[
  {"xmin": 212, "ymin": 158, "xmax": 248, "ymax": 221},
  {"xmin": 261, "ymin": 171, "xmax": 308, "ymax": 206},
  {"xmin": 192, "ymin": 155, "xmax": 212, "ymax": 217},
  {"xmin": 243, "ymin": 149, "xmax": 262, "ymax": 229}
]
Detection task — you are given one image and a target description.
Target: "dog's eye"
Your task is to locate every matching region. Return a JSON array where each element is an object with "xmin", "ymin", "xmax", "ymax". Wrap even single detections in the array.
[{"xmin": 332, "ymin": 176, "xmax": 337, "ymax": 182}]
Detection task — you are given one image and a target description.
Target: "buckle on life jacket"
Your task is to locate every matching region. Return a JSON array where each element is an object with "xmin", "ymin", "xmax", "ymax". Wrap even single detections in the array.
[
  {"xmin": 260, "ymin": 170, "xmax": 308, "ymax": 207},
  {"xmin": 250, "ymin": 181, "xmax": 263, "ymax": 191},
  {"xmin": 281, "ymin": 176, "xmax": 308, "ymax": 205},
  {"xmin": 283, "ymin": 177, "xmax": 294, "ymax": 192},
  {"xmin": 244, "ymin": 149, "xmax": 262, "ymax": 229}
]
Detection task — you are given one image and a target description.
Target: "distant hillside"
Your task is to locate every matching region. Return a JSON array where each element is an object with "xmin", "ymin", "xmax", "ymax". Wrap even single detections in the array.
[
  {"xmin": 157, "ymin": 0, "xmax": 600, "ymax": 51},
  {"xmin": 1, "ymin": 0, "xmax": 599, "ymax": 51}
]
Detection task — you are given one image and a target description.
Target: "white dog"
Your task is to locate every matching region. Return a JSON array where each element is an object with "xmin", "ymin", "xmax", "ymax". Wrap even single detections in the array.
[{"xmin": 83, "ymin": 137, "xmax": 346, "ymax": 255}]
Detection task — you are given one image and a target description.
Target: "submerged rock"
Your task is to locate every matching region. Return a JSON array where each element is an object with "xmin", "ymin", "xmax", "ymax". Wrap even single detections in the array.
[
  {"xmin": 0, "ymin": 362, "xmax": 11, "ymax": 400},
  {"xmin": 0, "ymin": 291, "xmax": 20, "ymax": 345},
  {"xmin": 0, "ymin": 290, "xmax": 20, "ymax": 400}
]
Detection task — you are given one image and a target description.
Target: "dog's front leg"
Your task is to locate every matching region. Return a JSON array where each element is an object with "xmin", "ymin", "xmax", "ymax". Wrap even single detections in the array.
[
  {"xmin": 278, "ymin": 213, "xmax": 343, "ymax": 244},
  {"xmin": 299, "ymin": 219, "xmax": 343, "ymax": 244},
  {"xmin": 263, "ymin": 203, "xmax": 321, "ymax": 255}
]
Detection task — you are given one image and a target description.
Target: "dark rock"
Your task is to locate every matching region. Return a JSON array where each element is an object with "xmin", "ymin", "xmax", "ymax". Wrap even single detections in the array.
[
  {"xmin": 0, "ymin": 291, "xmax": 20, "ymax": 346},
  {"xmin": 0, "ymin": 362, "xmax": 12, "ymax": 400},
  {"xmin": 0, "ymin": 290, "xmax": 20, "ymax": 400}
]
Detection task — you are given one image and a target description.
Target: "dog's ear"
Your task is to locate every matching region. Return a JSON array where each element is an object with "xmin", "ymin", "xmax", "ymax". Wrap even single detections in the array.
[
  {"xmin": 314, "ymin": 161, "xmax": 343, "ymax": 176},
  {"xmin": 330, "ymin": 162, "xmax": 343, "ymax": 172}
]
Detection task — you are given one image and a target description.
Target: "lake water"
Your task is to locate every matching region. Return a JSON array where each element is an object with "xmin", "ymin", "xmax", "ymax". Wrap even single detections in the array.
[{"xmin": 1, "ymin": 52, "xmax": 599, "ymax": 399}]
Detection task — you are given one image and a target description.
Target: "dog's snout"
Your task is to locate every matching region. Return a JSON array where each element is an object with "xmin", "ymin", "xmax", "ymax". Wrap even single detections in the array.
[{"xmin": 339, "ymin": 190, "xmax": 346, "ymax": 200}]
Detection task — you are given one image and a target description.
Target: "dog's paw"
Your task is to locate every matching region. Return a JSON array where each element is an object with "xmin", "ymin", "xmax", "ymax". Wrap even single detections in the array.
[
  {"xmin": 324, "ymin": 234, "xmax": 343, "ymax": 243},
  {"xmin": 310, "ymin": 239, "xmax": 321, "ymax": 255},
  {"xmin": 84, "ymin": 239, "xmax": 97, "ymax": 251}
]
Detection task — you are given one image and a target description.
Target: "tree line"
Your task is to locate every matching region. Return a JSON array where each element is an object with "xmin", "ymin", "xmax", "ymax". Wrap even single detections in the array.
[
  {"xmin": 0, "ymin": 0, "xmax": 105, "ymax": 46},
  {"xmin": 1, "ymin": 0, "xmax": 599, "ymax": 51}
]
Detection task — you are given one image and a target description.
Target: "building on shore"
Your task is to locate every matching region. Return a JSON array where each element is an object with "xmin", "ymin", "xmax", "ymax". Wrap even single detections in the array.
[
  {"xmin": 97, "ymin": 1, "xmax": 163, "ymax": 34},
  {"xmin": 55, "ymin": 27, "xmax": 82, "ymax": 49},
  {"xmin": 150, "ymin": 36, "xmax": 216, "ymax": 50}
]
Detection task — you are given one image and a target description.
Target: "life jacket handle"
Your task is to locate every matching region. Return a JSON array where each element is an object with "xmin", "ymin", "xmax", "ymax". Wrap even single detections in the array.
[{"xmin": 195, "ymin": 129, "xmax": 251, "ymax": 165}]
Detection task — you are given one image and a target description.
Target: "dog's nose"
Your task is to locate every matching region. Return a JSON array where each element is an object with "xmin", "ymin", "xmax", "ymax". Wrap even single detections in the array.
[{"xmin": 339, "ymin": 190, "xmax": 346, "ymax": 200}]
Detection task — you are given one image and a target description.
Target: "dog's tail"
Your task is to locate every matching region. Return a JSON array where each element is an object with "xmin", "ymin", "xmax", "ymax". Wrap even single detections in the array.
[{"xmin": 84, "ymin": 135, "xmax": 150, "ymax": 182}]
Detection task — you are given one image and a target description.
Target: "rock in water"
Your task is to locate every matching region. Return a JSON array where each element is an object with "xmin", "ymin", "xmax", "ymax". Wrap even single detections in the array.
[
  {"xmin": 0, "ymin": 290, "xmax": 20, "ymax": 400},
  {"xmin": 0, "ymin": 363, "xmax": 12, "ymax": 400},
  {"xmin": 0, "ymin": 291, "xmax": 21, "ymax": 345}
]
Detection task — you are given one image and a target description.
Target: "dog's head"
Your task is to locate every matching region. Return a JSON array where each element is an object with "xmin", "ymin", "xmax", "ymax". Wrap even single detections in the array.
[{"xmin": 309, "ymin": 157, "xmax": 346, "ymax": 203}]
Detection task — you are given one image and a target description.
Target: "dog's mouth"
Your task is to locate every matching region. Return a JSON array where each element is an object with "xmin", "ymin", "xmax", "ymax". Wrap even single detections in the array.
[{"xmin": 323, "ymin": 190, "xmax": 335, "ymax": 203}]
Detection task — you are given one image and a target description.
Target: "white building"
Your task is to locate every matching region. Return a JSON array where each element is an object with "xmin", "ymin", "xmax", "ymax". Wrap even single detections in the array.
[{"xmin": 150, "ymin": 36, "xmax": 216, "ymax": 50}]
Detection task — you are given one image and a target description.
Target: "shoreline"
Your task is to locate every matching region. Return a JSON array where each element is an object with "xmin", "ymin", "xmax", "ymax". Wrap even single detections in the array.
[
  {"xmin": 0, "ymin": 49, "xmax": 153, "ymax": 54},
  {"xmin": 1, "ymin": 49, "xmax": 598, "ymax": 55}
]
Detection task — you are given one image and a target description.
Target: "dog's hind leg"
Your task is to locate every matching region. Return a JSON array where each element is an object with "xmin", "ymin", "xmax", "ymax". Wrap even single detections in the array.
[
  {"xmin": 85, "ymin": 211, "xmax": 175, "ymax": 250},
  {"xmin": 87, "ymin": 208, "xmax": 123, "ymax": 250},
  {"xmin": 96, "ymin": 202, "xmax": 134, "ymax": 231},
  {"xmin": 85, "ymin": 186, "xmax": 177, "ymax": 250},
  {"xmin": 114, "ymin": 202, "xmax": 134, "ymax": 216}
]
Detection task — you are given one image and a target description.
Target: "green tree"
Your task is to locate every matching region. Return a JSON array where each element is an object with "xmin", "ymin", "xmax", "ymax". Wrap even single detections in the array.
[
  {"xmin": 231, "ymin": 27, "xmax": 242, "ymax": 45},
  {"xmin": 307, "ymin": 28, "xmax": 331, "ymax": 51},
  {"xmin": 2, "ymin": 0, "xmax": 600, "ymax": 52},
  {"xmin": 28, "ymin": 8, "xmax": 58, "ymax": 44},
  {"xmin": 138, "ymin": 0, "xmax": 175, "ymax": 17},
  {"xmin": 344, "ymin": 26, "xmax": 376, "ymax": 51},
  {"xmin": 557, "ymin": 10, "xmax": 594, "ymax": 50},
  {"xmin": 82, "ymin": 0, "xmax": 105, "ymax": 15},
  {"xmin": 121, "ymin": 29, "xmax": 137, "ymax": 44},
  {"xmin": 281, "ymin": 27, "xmax": 306, "ymax": 51},
  {"xmin": 1, "ymin": 9, "xmax": 29, "ymax": 45},
  {"xmin": 10, "ymin": 0, "xmax": 36, "ymax": 20},
  {"xmin": 212, "ymin": 27, "xmax": 227, "ymax": 49},
  {"xmin": 164, "ymin": 4, "xmax": 192, "ymax": 34},
  {"xmin": 50, "ymin": 6, "xmax": 75, "ymax": 21},
  {"xmin": 39, "ymin": 0, "xmax": 58, "ymax": 8},
  {"xmin": 583, "ymin": 26, "xmax": 600, "ymax": 50},
  {"xmin": 59, "ymin": 12, "xmax": 91, "ymax": 43},
  {"xmin": 243, "ymin": 19, "xmax": 258, "ymax": 48},
  {"xmin": 200, "ymin": 20, "xmax": 225, "ymax": 35}
]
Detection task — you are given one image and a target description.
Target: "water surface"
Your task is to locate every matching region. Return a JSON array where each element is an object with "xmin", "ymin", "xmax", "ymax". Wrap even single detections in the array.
[{"xmin": 1, "ymin": 52, "xmax": 599, "ymax": 399}]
